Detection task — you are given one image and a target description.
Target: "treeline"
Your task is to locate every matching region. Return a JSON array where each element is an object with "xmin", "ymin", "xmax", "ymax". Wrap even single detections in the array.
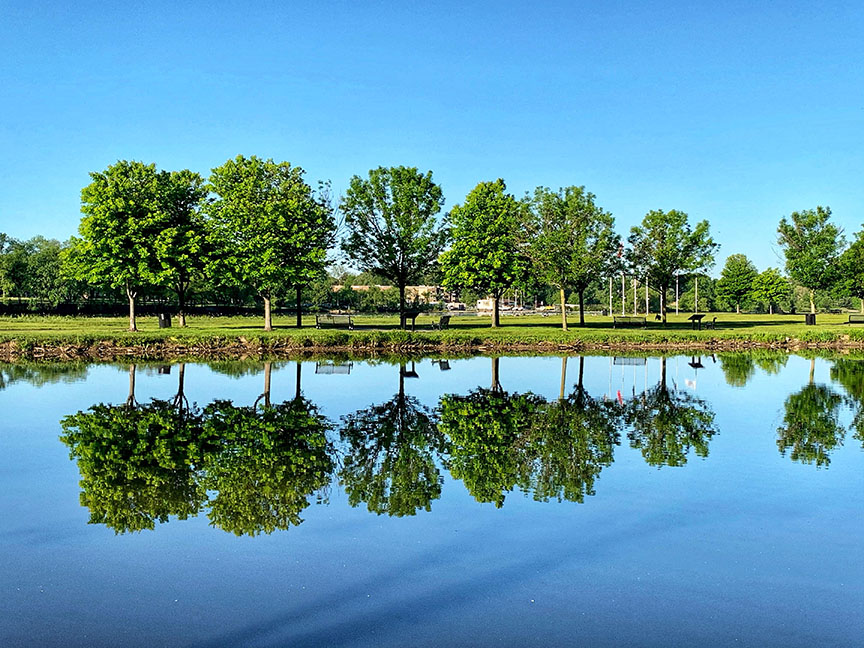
[{"xmin": 2, "ymin": 157, "xmax": 862, "ymax": 329}]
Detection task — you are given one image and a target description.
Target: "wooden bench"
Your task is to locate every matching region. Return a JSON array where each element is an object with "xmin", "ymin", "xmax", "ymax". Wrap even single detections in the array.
[
  {"xmin": 613, "ymin": 316, "xmax": 646, "ymax": 328},
  {"xmin": 430, "ymin": 315, "xmax": 451, "ymax": 330},
  {"xmin": 315, "ymin": 314, "xmax": 354, "ymax": 330},
  {"xmin": 849, "ymin": 314, "xmax": 864, "ymax": 324}
]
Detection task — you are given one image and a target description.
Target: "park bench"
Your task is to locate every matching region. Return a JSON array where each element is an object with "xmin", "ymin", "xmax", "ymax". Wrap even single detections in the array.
[
  {"xmin": 613, "ymin": 316, "xmax": 646, "ymax": 328},
  {"xmin": 430, "ymin": 315, "xmax": 451, "ymax": 330},
  {"xmin": 315, "ymin": 314, "xmax": 354, "ymax": 330},
  {"xmin": 849, "ymin": 314, "xmax": 864, "ymax": 325}
]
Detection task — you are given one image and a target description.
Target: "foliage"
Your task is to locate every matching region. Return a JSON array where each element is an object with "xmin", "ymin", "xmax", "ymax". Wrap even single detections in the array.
[
  {"xmin": 207, "ymin": 155, "xmax": 335, "ymax": 329},
  {"xmin": 777, "ymin": 206, "xmax": 844, "ymax": 313},
  {"xmin": 340, "ymin": 166, "xmax": 445, "ymax": 324},
  {"xmin": 527, "ymin": 186, "xmax": 619, "ymax": 327},
  {"xmin": 626, "ymin": 209, "xmax": 718, "ymax": 322},
  {"xmin": 840, "ymin": 228, "xmax": 864, "ymax": 310},
  {"xmin": 719, "ymin": 354, "xmax": 756, "ymax": 387},
  {"xmin": 715, "ymin": 254, "xmax": 757, "ymax": 313},
  {"xmin": 439, "ymin": 179, "xmax": 530, "ymax": 327},
  {"xmin": 751, "ymin": 268, "xmax": 791, "ymax": 314}
]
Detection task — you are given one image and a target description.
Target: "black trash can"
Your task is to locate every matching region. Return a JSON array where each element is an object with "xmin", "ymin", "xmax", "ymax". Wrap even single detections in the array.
[
  {"xmin": 804, "ymin": 313, "xmax": 816, "ymax": 326},
  {"xmin": 158, "ymin": 313, "xmax": 172, "ymax": 328}
]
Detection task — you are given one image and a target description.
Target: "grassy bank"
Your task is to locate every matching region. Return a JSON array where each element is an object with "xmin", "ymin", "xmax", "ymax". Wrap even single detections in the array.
[{"xmin": 2, "ymin": 312, "xmax": 864, "ymax": 360}]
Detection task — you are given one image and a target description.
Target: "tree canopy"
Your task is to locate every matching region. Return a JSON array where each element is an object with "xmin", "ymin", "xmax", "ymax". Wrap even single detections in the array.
[
  {"xmin": 528, "ymin": 186, "xmax": 619, "ymax": 328},
  {"xmin": 439, "ymin": 179, "xmax": 529, "ymax": 327},
  {"xmin": 208, "ymin": 155, "xmax": 334, "ymax": 331},
  {"xmin": 715, "ymin": 254, "xmax": 757, "ymax": 313},
  {"xmin": 777, "ymin": 206, "xmax": 844, "ymax": 314},
  {"xmin": 626, "ymin": 209, "xmax": 717, "ymax": 323},
  {"xmin": 340, "ymin": 166, "xmax": 445, "ymax": 328},
  {"xmin": 751, "ymin": 267, "xmax": 791, "ymax": 315}
]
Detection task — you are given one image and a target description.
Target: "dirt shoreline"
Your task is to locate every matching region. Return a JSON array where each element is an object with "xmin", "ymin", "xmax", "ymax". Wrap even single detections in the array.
[{"xmin": 4, "ymin": 337, "xmax": 864, "ymax": 361}]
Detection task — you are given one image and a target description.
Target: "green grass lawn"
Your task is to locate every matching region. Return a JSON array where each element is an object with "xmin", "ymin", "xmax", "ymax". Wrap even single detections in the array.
[{"xmin": 2, "ymin": 311, "xmax": 864, "ymax": 347}]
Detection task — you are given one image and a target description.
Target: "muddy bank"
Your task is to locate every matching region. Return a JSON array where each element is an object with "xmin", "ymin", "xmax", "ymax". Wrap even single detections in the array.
[{"xmin": 3, "ymin": 336, "xmax": 864, "ymax": 362}]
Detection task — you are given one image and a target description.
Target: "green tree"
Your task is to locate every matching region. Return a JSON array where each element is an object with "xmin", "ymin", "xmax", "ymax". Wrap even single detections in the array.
[
  {"xmin": 718, "ymin": 354, "xmax": 756, "ymax": 387},
  {"xmin": 73, "ymin": 160, "xmax": 164, "ymax": 331},
  {"xmin": 439, "ymin": 179, "xmax": 529, "ymax": 327},
  {"xmin": 528, "ymin": 186, "xmax": 619, "ymax": 329},
  {"xmin": 152, "ymin": 169, "xmax": 208, "ymax": 327},
  {"xmin": 626, "ymin": 209, "xmax": 718, "ymax": 323},
  {"xmin": 715, "ymin": 254, "xmax": 757, "ymax": 313},
  {"xmin": 340, "ymin": 166, "xmax": 445, "ymax": 328},
  {"xmin": 840, "ymin": 227, "xmax": 864, "ymax": 314},
  {"xmin": 208, "ymin": 155, "xmax": 335, "ymax": 331},
  {"xmin": 751, "ymin": 267, "xmax": 791, "ymax": 315},
  {"xmin": 777, "ymin": 206, "xmax": 844, "ymax": 315}
]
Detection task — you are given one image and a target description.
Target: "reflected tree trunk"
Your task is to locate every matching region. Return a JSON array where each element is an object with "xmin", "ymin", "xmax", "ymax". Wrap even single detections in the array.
[
  {"xmin": 254, "ymin": 361, "xmax": 272, "ymax": 409},
  {"xmin": 810, "ymin": 357, "xmax": 815, "ymax": 385},
  {"xmin": 560, "ymin": 356, "xmax": 568, "ymax": 401},
  {"xmin": 491, "ymin": 357, "xmax": 502, "ymax": 392},
  {"xmin": 173, "ymin": 363, "xmax": 188, "ymax": 415},
  {"xmin": 295, "ymin": 361, "xmax": 302, "ymax": 400},
  {"xmin": 126, "ymin": 364, "xmax": 137, "ymax": 407}
]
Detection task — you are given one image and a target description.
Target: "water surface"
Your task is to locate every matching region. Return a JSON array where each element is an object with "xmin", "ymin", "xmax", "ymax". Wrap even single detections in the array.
[{"xmin": 2, "ymin": 354, "xmax": 863, "ymax": 647}]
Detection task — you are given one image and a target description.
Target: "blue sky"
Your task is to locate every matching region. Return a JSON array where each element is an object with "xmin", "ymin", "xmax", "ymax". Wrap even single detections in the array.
[{"xmin": 1, "ymin": 0, "xmax": 862, "ymax": 273}]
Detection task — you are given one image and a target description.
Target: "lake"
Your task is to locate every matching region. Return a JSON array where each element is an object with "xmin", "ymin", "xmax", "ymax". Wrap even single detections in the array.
[{"xmin": 2, "ymin": 353, "xmax": 863, "ymax": 647}]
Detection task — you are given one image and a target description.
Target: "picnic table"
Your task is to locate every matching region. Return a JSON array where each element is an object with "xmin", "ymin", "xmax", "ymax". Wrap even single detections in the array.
[
  {"xmin": 401, "ymin": 309, "xmax": 423, "ymax": 330},
  {"xmin": 688, "ymin": 313, "xmax": 706, "ymax": 330}
]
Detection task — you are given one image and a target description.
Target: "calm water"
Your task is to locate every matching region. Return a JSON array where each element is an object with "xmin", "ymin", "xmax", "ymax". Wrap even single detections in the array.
[{"xmin": 2, "ymin": 354, "xmax": 863, "ymax": 647}]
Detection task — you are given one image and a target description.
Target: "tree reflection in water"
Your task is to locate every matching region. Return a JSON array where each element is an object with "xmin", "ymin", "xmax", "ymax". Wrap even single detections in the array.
[
  {"xmin": 338, "ymin": 362, "xmax": 445, "ymax": 517},
  {"xmin": 61, "ymin": 363, "xmax": 334, "ymax": 535},
  {"xmin": 623, "ymin": 356, "xmax": 717, "ymax": 467}
]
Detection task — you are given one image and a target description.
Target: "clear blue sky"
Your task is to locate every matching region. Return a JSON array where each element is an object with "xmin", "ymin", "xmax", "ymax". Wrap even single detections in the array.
[{"xmin": 1, "ymin": 0, "xmax": 862, "ymax": 273}]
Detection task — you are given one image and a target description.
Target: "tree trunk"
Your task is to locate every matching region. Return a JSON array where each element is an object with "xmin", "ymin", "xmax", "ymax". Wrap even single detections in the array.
[
  {"xmin": 263, "ymin": 294, "xmax": 273, "ymax": 331},
  {"xmin": 860, "ymin": 298, "xmax": 863, "ymax": 314},
  {"xmin": 177, "ymin": 285, "xmax": 187, "ymax": 327},
  {"xmin": 296, "ymin": 285, "xmax": 303, "ymax": 328},
  {"xmin": 661, "ymin": 285, "xmax": 667, "ymax": 324},
  {"xmin": 809, "ymin": 289, "xmax": 816, "ymax": 315},
  {"xmin": 578, "ymin": 289, "xmax": 586, "ymax": 327},
  {"xmin": 492, "ymin": 295, "xmax": 500, "ymax": 328},
  {"xmin": 399, "ymin": 283, "xmax": 406, "ymax": 330},
  {"xmin": 769, "ymin": 304, "xmax": 774, "ymax": 315},
  {"xmin": 560, "ymin": 288, "xmax": 567, "ymax": 331},
  {"xmin": 736, "ymin": 303, "xmax": 740, "ymax": 314},
  {"xmin": 126, "ymin": 285, "xmax": 137, "ymax": 332}
]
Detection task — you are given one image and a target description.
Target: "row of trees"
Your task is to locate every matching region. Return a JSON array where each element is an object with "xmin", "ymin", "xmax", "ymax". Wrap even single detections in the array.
[
  {"xmin": 4, "ymin": 158, "xmax": 862, "ymax": 328},
  {"xmin": 55, "ymin": 353, "xmax": 864, "ymax": 534}
]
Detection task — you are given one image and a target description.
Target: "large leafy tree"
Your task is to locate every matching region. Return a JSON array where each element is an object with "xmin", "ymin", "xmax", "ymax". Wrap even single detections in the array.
[
  {"xmin": 777, "ymin": 206, "xmax": 844, "ymax": 314},
  {"xmin": 73, "ymin": 160, "xmax": 164, "ymax": 331},
  {"xmin": 715, "ymin": 253, "xmax": 757, "ymax": 313},
  {"xmin": 626, "ymin": 209, "xmax": 717, "ymax": 323},
  {"xmin": 439, "ymin": 179, "xmax": 529, "ymax": 327},
  {"xmin": 340, "ymin": 166, "xmax": 445, "ymax": 328},
  {"xmin": 751, "ymin": 267, "xmax": 791, "ymax": 315},
  {"xmin": 208, "ymin": 155, "xmax": 335, "ymax": 331},
  {"xmin": 152, "ymin": 169, "xmax": 208, "ymax": 327},
  {"xmin": 840, "ymin": 227, "xmax": 864, "ymax": 314},
  {"xmin": 528, "ymin": 186, "xmax": 619, "ymax": 329}
]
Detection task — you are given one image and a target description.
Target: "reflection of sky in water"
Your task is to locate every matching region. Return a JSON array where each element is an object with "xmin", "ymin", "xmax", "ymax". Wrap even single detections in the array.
[{"xmin": 1, "ymin": 355, "xmax": 863, "ymax": 647}]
